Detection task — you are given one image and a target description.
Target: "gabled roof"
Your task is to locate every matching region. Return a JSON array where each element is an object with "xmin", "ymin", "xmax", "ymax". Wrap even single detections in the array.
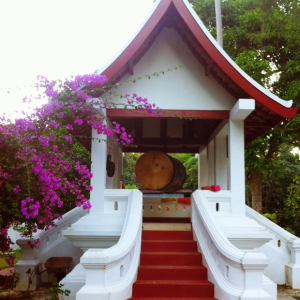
[{"xmin": 95, "ymin": 0, "xmax": 296, "ymax": 145}]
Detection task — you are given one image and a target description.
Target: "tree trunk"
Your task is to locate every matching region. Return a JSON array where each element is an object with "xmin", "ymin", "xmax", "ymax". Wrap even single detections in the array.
[{"xmin": 247, "ymin": 171, "xmax": 264, "ymax": 214}]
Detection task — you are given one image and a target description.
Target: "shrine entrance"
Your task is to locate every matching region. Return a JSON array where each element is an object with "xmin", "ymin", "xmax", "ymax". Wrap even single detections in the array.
[{"xmin": 107, "ymin": 108, "xmax": 229, "ymax": 222}]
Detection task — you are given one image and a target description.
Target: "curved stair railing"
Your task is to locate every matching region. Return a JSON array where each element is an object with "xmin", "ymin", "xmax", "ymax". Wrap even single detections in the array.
[
  {"xmin": 192, "ymin": 190, "xmax": 273, "ymax": 300},
  {"xmin": 246, "ymin": 205, "xmax": 300, "ymax": 288},
  {"xmin": 14, "ymin": 206, "xmax": 88, "ymax": 291},
  {"xmin": 76, "ymin": 189, "xmax": 143, "ymax": 300}
]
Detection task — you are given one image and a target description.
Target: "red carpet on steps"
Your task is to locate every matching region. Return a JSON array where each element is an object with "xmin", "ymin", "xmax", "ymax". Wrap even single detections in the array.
[{"xmin": 128, "ymin": 230, "xmax": 216, "ymax": 300}]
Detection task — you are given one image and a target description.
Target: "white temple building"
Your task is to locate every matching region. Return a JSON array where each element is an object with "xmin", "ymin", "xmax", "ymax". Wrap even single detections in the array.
[{"xmin": 15, "ymin": 0, "xmax": 300, "ymax": 299}]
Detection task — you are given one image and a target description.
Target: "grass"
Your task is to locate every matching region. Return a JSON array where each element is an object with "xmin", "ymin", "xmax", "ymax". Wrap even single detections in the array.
[{"xmin": 0, "ymin": 249, "xmax": 21, "ymax": 271}]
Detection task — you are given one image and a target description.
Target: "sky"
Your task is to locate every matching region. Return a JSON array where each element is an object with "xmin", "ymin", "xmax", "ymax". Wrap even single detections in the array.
[{"xmin": 0, "ymin": 0, "xmax": 154, "ymax": 118}]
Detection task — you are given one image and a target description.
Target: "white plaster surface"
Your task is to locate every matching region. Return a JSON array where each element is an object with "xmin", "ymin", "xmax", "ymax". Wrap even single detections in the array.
[
  {"xmin": 192, "ymin": 190, "xmax": 274, "ymax": 299},
  {"xmin": 103, "ymin": 27, "xmax": 237, "ymax": 111},
  {"xmin": 230, "ymin": 99, "xmax": 255, "ymax": 121},
  {"xmin": 97, "ymin": 0, "xmax": 293, "ymax": 109},
  {"xmin": 215, "ymin": 135, "xmax": 228, "ymax": 190},
  {"xmin": 199, "ymin": 147, "xmax": 208, "ymax": 188},
  {"xmin": 246, "ymin": 206, "xmax": 300, "ymax": 287},
  {"xmin": 228, "ymin": 99, "xmax": 254, "ymax": 216},
  {"xmin": 77, "ymin": 189, "xmax": 143, "ymax": 300},
  {"xmin": 7, "ymin": 226, "xmax": 21, "ymax": 250},
  {"xmin": 207, "ymin": 139, "xmax": 215, "ymax": 186},
  {"xmin": 14, "ymin": 207, "xmax": 88, "ymax": 291}
]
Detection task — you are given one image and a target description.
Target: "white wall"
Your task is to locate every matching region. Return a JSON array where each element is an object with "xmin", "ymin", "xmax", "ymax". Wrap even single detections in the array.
[
  {"xmin": 199, "ymin": 147, "xmax": 208, "ymax": 188},
  {"xmin": 199, "ymin": 122, "xmax": 228, "ymax": 190},
  {"xmin": 207, "ymin": 139, "xmax": 215, "ymax": 186},
  {"xmin": 104, "ymin": 27, "xmax": 237, "ymax": 111},
  {"xmin": 8, "ymin": 227, "xmax": 21, "ymax": 250},
  {"xmin": 214, "ymin": 124, "xmax": 228, "ymax": 190}
]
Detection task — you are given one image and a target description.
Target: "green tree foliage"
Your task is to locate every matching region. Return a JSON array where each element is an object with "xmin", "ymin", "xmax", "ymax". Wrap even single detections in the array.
[
  {"xmin": 264, "ymin": 176, "xmax": 300, "ymax": 236},
  {"xmin": 261, "ymin": 145, "xmax": 300, "ymax": 211},
  {"xmin": 190, "ymin": 0, "xmax": 300, "ymax": 212},
  {"xmin": 123, "ymin": 153, "xmax": 144, "ymax": 189},
  {"xmin": 170, "ymin": 154, "xmax": 198, "ymax": 191}
]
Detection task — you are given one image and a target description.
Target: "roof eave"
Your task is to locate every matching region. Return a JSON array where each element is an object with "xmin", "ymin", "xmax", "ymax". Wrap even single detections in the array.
[{"xmin": 96, "ymin": 0, "xmax": 296, "ymax": 121}]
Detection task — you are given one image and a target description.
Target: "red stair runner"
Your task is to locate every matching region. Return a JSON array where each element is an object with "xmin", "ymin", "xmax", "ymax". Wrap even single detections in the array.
[{"xmin": 128, "ymin": 229, "xmax": 216, "ymax": 300}]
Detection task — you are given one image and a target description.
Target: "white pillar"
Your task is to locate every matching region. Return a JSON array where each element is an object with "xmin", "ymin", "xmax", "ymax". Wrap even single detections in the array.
[
  {"xmin": 199, "ymin": 147, "xmax": 208, "ymax": 188},
  {"xmin": 208, "ymin": 139, "xmax": 215, "ymax": 186},
  {"xmin": 215, "ymin": 134, "xmax": 228, "ymax": 190},
  {"xmin": 228, "ymin": 120, "xmax": 245, "ymax": 215},
  {"xmin": 286, "ymin": 238, "xmax": 300, "ymax": 288},
  {"xmin": 229, "ymin": 99, "xmax": 255, "ymax": 215},
  {"xmin": 89, "ymin": 128, "xmax": 107, "ymax": 214},
  {"xmin": 198, "ymin": 153, "xmax": 200, "ymax": 190}
]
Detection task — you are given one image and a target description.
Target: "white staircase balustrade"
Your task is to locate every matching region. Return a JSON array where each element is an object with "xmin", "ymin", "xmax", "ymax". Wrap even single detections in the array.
[
  {"xmin": 202, "ymin": 191, "xmax": 274, "ymax": 250},
  {"xmin": 63, "ymin": 190, "xmax": 129, "ymax": 251},
  {"xmin": 14, "ymin": 207, "xmax": 88, "ymax": 291},
  {"xmin": 192, "ymin": 190, "xmax": 274, "ymax": 300},
  {"xmin": 246, "ymin": 205, "xmax": 300, "ymax": 288},
  {"xmin": 200, "ymin": 190, "xmax": 232, "ymax": 215},
  {"xmin": 61, "ymin": 189, "xmax": 139, "ymax": 300},
  {"xmin": 76, "ymin": 189, "xmax": 143, "ymax": 300},
  {"xmin": 7, "ymin": 227, "xmax": 21, "ymax": 250}
]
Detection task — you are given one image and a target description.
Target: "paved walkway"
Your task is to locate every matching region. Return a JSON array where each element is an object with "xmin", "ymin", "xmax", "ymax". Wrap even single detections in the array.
[{"xmin": 278, "ymin": 284, "xmax": 299, "ymax": 299}]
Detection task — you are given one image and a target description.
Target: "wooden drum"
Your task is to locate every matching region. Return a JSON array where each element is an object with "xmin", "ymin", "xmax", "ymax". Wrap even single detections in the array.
[{"xmin": 135, "ymin": 151, "xmax": 186, "ymax": 192}]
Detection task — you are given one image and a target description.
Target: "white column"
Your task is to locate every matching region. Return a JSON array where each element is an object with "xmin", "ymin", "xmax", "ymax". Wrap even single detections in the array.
[
  {"xmin": 228, "ymin": 120, "xmax": 245, "ymax": 215},
  {"xmin": 286, "ymin": 238, "xmax": 300, "ymax": 288},
  {"xmin": 208, "ymin": 139, "xmax": 215, "ymax": 186},
  {"xmin": 215, "ymin": 134, "xmax": 228, "ymax": 190},
  {"xmin": 197, "ymin": 153, "xmax": 200, "ymax": 190},
  {"xmin": 229, "ymin": 99, "xmax": 255, "ymax": 215},
  {"xmin": 89, "ymin": 128, "xmax": 107, "ymax": 214},
  {"xmin": 199, "ymin": 147, "xmax": 208, "ymax": 188}
]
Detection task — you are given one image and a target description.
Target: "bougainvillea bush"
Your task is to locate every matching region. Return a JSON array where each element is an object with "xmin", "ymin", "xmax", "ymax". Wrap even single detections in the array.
[{"xmin": 0, "ymin": 71, "xmax": 167, "ymax": 265}]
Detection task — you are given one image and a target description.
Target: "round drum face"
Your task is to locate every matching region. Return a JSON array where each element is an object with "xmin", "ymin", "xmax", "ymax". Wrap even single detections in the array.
[{"xmin": 135, "ymin": 151, "xmax": 174, "ymax": 190}]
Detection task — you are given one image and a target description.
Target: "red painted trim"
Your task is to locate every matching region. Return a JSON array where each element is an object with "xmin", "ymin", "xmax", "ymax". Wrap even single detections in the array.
[
  {"xmin": 178, "ymin": 198, "xmax": 191, "ymax": 205},
  {"xmin": 107, "ymin": 108, "xmax": 229, "ymax": 119},
  {"xmin": 102, "ymin": 0, "xmax": 296, "ymax": 120}
]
